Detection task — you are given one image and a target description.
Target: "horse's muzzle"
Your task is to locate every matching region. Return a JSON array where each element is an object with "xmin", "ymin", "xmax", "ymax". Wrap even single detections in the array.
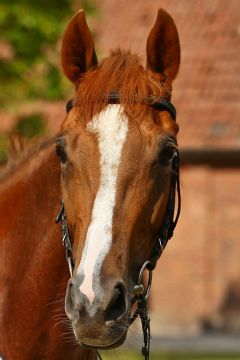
[{"xmin": 65, "ymin": 278, "xmax": 129, "ymax": 347}]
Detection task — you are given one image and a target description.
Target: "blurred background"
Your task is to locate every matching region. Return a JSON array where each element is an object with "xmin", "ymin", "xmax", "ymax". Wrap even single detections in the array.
[{"xmin": 0, "ymin": 0, "xmax": 240, "ymax": 358}]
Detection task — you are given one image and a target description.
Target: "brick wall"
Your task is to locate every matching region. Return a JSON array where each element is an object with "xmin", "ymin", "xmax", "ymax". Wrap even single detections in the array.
[{"xmin": 150, "ymin": 166, "xmax": 240, "ymax": 335}]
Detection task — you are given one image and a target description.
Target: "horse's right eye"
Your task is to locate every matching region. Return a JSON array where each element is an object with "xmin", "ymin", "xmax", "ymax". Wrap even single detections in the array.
[{"xmin": 56, "ymin": 143, "xmax": 67, "ymax": 164}]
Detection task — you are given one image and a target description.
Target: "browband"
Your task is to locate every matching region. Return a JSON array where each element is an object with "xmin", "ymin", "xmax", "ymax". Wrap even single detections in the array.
[{"xmin": 66, "ymin": 92, "xmax": 177, "ymax": 121}]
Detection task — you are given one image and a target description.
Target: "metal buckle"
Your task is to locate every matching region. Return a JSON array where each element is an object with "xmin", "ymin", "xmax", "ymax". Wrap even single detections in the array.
[{"xmin": 133, "ymin": 261, "xmax": 152, "ymax": 300}]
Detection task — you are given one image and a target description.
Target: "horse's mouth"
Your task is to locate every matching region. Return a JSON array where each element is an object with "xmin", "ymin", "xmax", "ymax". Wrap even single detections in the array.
[{"xmin": 78, "ymin": 329, "xmax": 128, "ymax": 350}]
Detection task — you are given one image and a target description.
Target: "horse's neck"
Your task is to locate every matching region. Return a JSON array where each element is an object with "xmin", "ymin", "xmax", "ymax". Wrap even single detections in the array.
[
  {"xmin": 0, "ymin": 143, "xmax": 96, "ymax": 360},
  {"xmin": 0, "ymin": 142, "xmax": 62, "ymax": 281}
]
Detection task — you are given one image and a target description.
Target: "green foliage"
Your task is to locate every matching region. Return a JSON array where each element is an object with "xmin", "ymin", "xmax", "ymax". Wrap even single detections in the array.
[
  {"xmin": 0, "ymin": 0, "xmax": 98, "ymax": 107},
  {"xmin": 15, "ymin": 113, "xmax": 47, "ymax": 138},
  {"xmin": 0, "ymin": 133, "xmax": 9, "ymax": 163}
]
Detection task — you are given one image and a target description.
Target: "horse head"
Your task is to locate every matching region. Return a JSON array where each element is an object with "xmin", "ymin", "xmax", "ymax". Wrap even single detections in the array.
[{"xmin": 57, "ymin": 9, "xmax": 180, "ymax": 350}]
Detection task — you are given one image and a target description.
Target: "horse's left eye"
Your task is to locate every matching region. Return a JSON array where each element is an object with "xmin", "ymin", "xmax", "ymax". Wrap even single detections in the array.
[
  {"xmin": 158, "ymin": 145, "xmax": 177, "ymax": 166},
  {"xmin": 56, "ymin": 145, "xmax": 67, "ymax": 164}
]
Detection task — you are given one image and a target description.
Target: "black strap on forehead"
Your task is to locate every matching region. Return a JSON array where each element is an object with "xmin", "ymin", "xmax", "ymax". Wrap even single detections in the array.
[
  {"xmin": 65, "ymin": 92, "xmax": 177, "ymax": 121},
  {"xmin": 107, "ymin": 91, "xmax": 120, "ymax": 104},
  {"xmin": 108, "ymin": 92, "xmax": 177, "ymax": 120}
]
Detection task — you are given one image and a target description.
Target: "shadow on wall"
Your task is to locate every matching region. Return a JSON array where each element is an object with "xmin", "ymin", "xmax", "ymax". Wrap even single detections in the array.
[{"xmin": 201, "ymin": 280, "xmax": 240, "ymax": 334}]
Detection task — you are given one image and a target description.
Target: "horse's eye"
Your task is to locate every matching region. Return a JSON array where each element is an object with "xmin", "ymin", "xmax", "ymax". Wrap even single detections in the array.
[
  {"xmin": 158, "ymin": 144, "xmax": 177, "ymax": 166},
  {"xmin": 56, "ymin": 142, "xmax": 67, "ymax": 164},
  {"xmin": 66, "ymin": 99, "xmax": 74, "ymax": 113}
]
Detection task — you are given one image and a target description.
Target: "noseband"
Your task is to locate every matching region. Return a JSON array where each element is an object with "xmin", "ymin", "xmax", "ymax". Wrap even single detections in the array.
[{"xmin": 56, "ymin": 94, "xmax": 181, "ymax": 360}]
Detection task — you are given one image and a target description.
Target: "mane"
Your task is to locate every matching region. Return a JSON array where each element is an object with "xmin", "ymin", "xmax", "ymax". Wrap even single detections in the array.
[
  {"xmin": 0, "ymin": 136, "xmax": 55, "ymax": 183},
  {"xmin": 75, "ymin": 49, "xmax": 172, "ymax": 119}
]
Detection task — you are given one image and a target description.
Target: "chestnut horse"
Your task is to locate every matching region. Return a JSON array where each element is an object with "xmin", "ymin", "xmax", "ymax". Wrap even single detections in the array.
[
  {"xmin": 0, "ymin": 141, "xmax": 97, "ymax": 359},
  {"xmin": 0, "ymin": 8, "xmax": 180, "ymax": 360}
]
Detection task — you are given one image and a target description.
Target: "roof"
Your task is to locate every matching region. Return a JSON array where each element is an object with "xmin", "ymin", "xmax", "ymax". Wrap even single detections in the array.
[{"xmin": 94, "ymin": 0, "xmax": 240, "ymax": 149}]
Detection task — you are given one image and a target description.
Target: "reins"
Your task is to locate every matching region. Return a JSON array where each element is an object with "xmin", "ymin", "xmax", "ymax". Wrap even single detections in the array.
[{"xmin": 56, "ymin": 94, "xmax": 181, "ymax": 360}]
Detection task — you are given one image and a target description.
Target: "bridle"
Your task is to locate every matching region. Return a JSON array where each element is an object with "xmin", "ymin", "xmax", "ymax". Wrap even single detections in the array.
[{"xmin": 56, "ymin": 94, "xmax": 181, "ymax": 360}]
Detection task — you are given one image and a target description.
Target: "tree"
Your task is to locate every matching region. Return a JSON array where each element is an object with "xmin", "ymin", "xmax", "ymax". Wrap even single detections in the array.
[{"xmin": 0, "ymin": 0, "xmax": 98, "ymax": 107}]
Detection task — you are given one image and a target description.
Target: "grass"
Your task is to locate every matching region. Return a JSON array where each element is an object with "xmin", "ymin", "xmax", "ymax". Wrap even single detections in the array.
[{"xmin": 98, "ymin": 351, "xmax": 240, "ymax": 360}]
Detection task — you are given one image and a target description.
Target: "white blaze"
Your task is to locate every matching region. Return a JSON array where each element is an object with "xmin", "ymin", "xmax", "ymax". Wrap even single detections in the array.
[{"xmin": 77, "ymin": 105, "xmax": 128, "ymax": 304}]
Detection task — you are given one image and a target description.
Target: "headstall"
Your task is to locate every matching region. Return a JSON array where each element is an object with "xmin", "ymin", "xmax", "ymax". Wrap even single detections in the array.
[{"xmin": 56, "ymin": 93, "xmax": 181, "ymax": 360}]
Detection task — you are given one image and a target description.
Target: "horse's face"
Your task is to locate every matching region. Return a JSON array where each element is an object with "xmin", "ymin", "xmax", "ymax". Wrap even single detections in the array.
[{"xmin": 58, "ymin": 9, "xmax": 180, "ymax": 349}]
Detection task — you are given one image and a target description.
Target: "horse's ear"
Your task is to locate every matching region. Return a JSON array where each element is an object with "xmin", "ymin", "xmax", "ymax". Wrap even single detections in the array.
[
  {"xmin": 146, "ymin": 9, "xmax": 180, "ymax": 81},
  {"xmin": 61, "ymin": 10, "xmax": 98, "ymax": 84}
]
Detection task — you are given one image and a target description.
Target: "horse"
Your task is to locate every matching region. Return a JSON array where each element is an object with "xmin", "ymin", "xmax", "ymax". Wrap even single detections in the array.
[{"xmin": 0, "ymin": 8, "xmax": 181, "ymax": 360}]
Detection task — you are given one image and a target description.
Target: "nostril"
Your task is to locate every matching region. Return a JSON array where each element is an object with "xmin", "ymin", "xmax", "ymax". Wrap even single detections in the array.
[
  {"xmin": 105, "ymin": 284, "xmax": 126, "ymax": 322},
  {"xmin": 77, "ymin": 299, "xmax": 87, "ymax": 319}
]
